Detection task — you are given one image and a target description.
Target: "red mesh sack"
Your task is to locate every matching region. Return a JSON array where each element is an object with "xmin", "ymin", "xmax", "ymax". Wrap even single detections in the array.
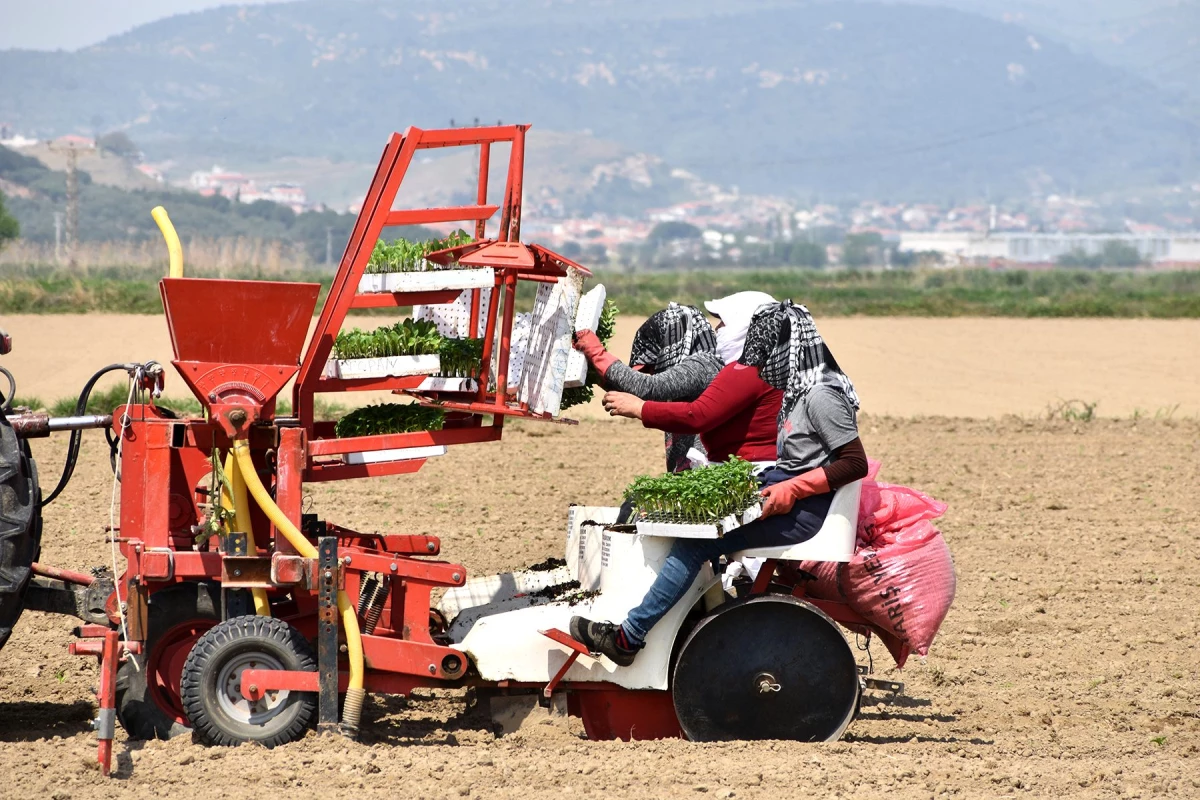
[
  {"xmin": 858, "ymin": 481, "xmax": 947, "ymax": 549},
  {"xmin": 839, "ymin": 521, "xmax": 956, "ymax": 657}
]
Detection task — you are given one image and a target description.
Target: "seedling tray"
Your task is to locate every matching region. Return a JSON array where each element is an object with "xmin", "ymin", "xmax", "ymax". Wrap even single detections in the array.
[
  {"xmin": 415, "ymin": 376, "xmax": 478, "ymax": 393},
  {"xmin": 325, "ymin": 353, "xmax": 441, "ymax": 380},
  {"xmin": 344, "ymin": 444, "xmax": 448, "ymax": 465},
  {"xmin": 358, "ymin": 267, "xmax": 495, "ymax": 295},
  {"xmin": 634, "ymin": 504, "xmax": 763, "ymax": 539}
]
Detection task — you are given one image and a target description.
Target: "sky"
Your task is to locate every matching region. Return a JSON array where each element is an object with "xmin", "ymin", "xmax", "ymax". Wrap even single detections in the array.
[{"xmin": 0, "ymin": 0, "xmax": 291, "ymax": 51}]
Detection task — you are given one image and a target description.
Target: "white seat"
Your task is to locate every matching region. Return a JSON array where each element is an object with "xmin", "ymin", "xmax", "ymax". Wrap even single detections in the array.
[{"xmin": 732, "ymin": 479, "xmax": 861, "ymax": 563}]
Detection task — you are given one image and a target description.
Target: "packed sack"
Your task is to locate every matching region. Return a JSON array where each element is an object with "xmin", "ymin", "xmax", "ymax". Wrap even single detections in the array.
[
  {"xmin": 839, "ymin": 520, "xmax": 956, "ymax": 661},
  {"xmin": 799, "ymin": 463, "xmax": 956, "ymax": 667}
]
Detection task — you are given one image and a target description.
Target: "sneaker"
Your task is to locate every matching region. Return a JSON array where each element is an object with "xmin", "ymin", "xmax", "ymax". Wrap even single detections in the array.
[{"xmin": 569, "ymin": 616, "xmax": 638, "ymax": 667}]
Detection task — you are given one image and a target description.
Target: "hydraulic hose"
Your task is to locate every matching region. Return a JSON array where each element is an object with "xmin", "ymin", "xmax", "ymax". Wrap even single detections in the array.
[
  {"xmin": 151, "ymin": 206, "xmax": 184, "ymax": 278},
  {"xmin": 221, "ymin": 453, "xmax": 270, "ymax": 616},
  {"xmin": 231, "ymin": 440, "xmax": 366, "ymax": 732},
  {"xmin": 40, "ymin": 363, "xmax": 130, "ymax": 508}
]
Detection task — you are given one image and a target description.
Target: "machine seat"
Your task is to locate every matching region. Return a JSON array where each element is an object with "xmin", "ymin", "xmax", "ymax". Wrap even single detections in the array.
[{"xmin": 731, "ymin": 480, "xmax": 861, "ymax": 563}]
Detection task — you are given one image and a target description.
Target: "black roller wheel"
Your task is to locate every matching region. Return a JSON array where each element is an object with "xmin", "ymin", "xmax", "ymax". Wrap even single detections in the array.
[
  {"xmin": 181, "ymin": 615, "xmax": 317, "ymax": 747},
  {"xmin": 672, "ymin": 596, "xmax": 859, "ymax": 742},
  {"xmin": 116, "ymin": 582, "xmax": 220, "ymax": 739},
  {"xmin": 0, "ymin": 412, "xmax": 41, "ymax": 652}
]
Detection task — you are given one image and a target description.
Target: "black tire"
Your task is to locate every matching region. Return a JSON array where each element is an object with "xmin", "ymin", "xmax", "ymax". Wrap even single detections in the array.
[
  {"xmin": 116, "ymin": 582, "xmax": 220, "ymax": 740},
  {"xmin": 672, "ymin": 595, "xmax": 860, "ymax": 743},
  {"xmin": 0, "ymin": 413, "xmax": 41, "ymax": 652},
  {"xmin": 181, "ymin": 615, "xmax": 317, "ymax": 747}
]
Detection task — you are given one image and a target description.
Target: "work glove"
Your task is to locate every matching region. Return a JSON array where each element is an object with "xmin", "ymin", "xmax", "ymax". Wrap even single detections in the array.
[
  {"xmin": 573, "ymin": 329, "xmax": 618, "ymax": 376},
  {"xmin": 760, "ymin": 468, "xmax": 830, "ymax": 518}
]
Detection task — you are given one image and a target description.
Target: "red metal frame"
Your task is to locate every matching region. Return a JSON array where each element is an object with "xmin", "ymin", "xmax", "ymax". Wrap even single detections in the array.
[
  {"xmin": 292, "ymin": 124, "xmax": 589, "ymax": 473},
  {"xmin": 57, "ymin": 125, "xmax": 647, "ymax": 774}
]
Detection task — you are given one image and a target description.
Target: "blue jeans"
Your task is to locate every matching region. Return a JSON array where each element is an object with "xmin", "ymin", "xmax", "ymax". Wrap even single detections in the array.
[{"xmin": 621, "ymin": 470, "xmax": 833, "ymax": 647}]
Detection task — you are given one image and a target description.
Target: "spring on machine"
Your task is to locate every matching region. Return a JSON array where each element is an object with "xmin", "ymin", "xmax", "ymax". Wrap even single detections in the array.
[{"xmin": 356, "ymin": 573, "xmax": 390, "ymax": 635}]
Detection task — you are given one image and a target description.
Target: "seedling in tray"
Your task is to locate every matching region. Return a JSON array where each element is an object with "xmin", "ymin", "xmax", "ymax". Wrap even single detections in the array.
[
  {"xmin": 334, "ymin": 403, "xmax": 446, "ymax": 438},
  {"xmin": 624, "ymin": 457, "xmax": 761, "ymax": 525},
  {"xmin": 365, "ymin": 230, "xmax": 474, "ymax": 274}
]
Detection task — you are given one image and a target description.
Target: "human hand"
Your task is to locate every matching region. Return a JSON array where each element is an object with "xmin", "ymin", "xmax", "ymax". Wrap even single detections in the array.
[
  {"xmin": 573, "ymin": 329, "xmax": 616, "ymax": 374},
  {"xmin": 602, "ymin": 391, "xmax": 645, "ymax": 419},
  {"xmin": 759, "ymin": 469, "xmax": 830, "ymax": 518}
]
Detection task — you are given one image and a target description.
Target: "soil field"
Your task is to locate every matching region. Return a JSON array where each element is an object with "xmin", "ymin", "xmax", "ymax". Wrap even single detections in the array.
[
  {"xmin": 1, "ymin": 412, "xmax": 1197, "ymax": 799},
  {"xmin": 4, "ymin": 314, "xmax": 1200, "ymax": 418}
]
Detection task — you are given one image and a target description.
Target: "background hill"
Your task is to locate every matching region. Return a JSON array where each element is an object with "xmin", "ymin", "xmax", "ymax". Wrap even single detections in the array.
[{"xmin": 1, "ymin": 0, "xmax": 1196, "ymax": 205}]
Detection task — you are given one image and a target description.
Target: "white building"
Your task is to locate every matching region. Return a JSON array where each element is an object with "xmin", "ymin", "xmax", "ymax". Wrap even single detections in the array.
[{"xmin": 898, "ymin": 231, "xmax": 1200, "ymax": 266}]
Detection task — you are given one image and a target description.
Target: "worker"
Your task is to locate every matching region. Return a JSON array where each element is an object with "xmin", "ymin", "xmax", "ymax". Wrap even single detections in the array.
[
  {"xmin": 573, "ymin": 302, "xmax": 723, "ymax": 473},
  {"xmin": 598, "ymin": 291, "xmax": 781, "ymax": 469},
  {"xmin": 571, "ymin": 300, "xmax": 869, "ymax": 666}
]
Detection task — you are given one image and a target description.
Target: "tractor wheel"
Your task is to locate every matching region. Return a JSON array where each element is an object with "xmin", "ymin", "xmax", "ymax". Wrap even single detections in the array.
[
  {"xmin": 115, "ymin": 582, "xmax": 220, "ymax": 740},
  {"xmin": 671, "ymin": 595, "xmax": 859, "ymax": 742},
  {"xmin": 0, "ymin": 412, "xmax": 41, "ymax": 653},
  {"xmin": 180, "ymin": 615, "xmax": 317, "ymax": 747}
]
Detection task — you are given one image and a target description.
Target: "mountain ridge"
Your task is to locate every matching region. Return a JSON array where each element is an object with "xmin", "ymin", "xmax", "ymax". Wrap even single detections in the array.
[{"xmin": 1, "ymin": 0, "xmax": 1195, "ymax": 201}]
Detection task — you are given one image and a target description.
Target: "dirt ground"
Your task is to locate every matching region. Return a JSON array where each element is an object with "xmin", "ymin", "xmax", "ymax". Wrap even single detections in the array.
[
  {"xmin": 1, "ymin": 408, "xmax": 1197, "ymax": 798},
  {"xmin": 4, "ymin": 314, "xmax": 1199, "ymax": 418}
]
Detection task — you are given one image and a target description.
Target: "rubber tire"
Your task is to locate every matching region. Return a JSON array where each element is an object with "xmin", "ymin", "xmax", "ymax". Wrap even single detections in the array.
[
  {"xmin": 0, "ymin": 413, "xmax": 41, "ymax": 653},
  {"xmin": 181, "ymin": 615, "xmax": 317, "ymax": 747},
  {"xmin": 115, "ymin": 582, "xmax": 220, "ymax": 740},
  {"xmin": 671, "ymin": 595, "xmax": 860, "ymax": 743}
]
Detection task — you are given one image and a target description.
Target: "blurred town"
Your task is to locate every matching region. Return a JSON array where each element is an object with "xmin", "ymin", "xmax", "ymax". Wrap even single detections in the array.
[{"xmin": 3, "ymin": 127, "xmax": 1198, "ymax": 270}]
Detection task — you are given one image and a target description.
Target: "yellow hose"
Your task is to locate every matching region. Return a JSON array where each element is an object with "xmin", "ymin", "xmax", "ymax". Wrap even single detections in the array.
[
  {"xmin": 151, "ymin": 206, "xmax": 184, "ymax": 278},
  {"xmin": 223, "ymin": 454, "xmax": 271, "ymax": 616},
  {"xmin": 232, "ymin": 441, "xmax": 365, "ymax": 694}
]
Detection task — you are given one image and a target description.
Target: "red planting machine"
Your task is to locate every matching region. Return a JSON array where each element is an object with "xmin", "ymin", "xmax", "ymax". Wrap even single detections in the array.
[{"xmin": 0, "ymin": 125, "xmax": 899, "ymax": 775}]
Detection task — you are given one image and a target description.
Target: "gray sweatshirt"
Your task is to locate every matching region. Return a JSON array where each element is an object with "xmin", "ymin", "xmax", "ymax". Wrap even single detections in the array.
[{"xmin": 603, "ymin": 352, "xmax": 724, "ymax": 472}]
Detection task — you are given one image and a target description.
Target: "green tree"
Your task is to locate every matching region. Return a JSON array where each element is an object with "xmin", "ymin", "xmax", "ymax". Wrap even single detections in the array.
[
  {"xmin": 1101, "ymin": 239, "xmax": 1143, "ymax": 267},
  {"xmin": 647, "ymin": 221, "xmax": 701, "ymax": 242},
  {"xmin": 0, "ymin": 191, "xmax": 18, "ymax": 250},
  {"xmin": 1056, "ymin": 248, "xmax": 1101, "ymax": 268},
  {"xmin": 842, "ymin": 232, "xmax": 882, "ymax": 268},
  {"xmin": 96, "ymin": 131, "xmax": 141, "ymax": 159}
]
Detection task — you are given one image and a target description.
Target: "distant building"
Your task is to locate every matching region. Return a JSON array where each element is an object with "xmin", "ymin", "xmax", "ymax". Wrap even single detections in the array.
[
  {"xmin": 898, "ymin": 231, "xmax": 1200, "ymax": 266},
  {"xmin": 188, "ymin": 166, "xmax": 308, "ymax": 213}
]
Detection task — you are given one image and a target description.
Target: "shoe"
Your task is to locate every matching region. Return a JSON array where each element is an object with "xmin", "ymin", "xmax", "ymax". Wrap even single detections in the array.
[{"xmin": 569, "ymin": 616, "xmax": 638, "ymax": 667}]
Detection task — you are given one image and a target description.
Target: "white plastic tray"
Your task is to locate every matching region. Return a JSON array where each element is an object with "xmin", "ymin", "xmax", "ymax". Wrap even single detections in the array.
[
  {"xmin": 565, "ymin": 284, "xmax": 607, "ymax": 389},
  {"xmin": 328, "ymin": 353, "xmax": 440, "ymax": 380},
  {"xmin": 344, "ymin": 444, "xmax": 447, "ymax": 465},
  {"xmin": 634, "ymin": 504, "xmax": 763, "ymax": 539},
  {"xmin": 358, "ymin": 268, "xmax": 494, "ymax": 294},
  {"xmin": 416, "ymin": 376, "xmax": 478, "ymax": 393}
]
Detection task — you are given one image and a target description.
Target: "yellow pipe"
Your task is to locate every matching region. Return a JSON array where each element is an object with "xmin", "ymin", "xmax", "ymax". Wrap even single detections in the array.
[
  {"xmin": 151, "ymin": 206, "xmax": 184, "ymax": 278},
  {"xmin": 232, "ymin": 441, "xmax": 365, "ymax": 694},
  {"xmin": 223, "ymin": 453, "xmax": 271, "ymax": 616}
]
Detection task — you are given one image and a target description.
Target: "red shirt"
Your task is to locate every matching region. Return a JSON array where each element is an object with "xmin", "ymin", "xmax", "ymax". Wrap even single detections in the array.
[{"xmin": 641, "ymin": 363, "xmax": 782, "ymax": 465}]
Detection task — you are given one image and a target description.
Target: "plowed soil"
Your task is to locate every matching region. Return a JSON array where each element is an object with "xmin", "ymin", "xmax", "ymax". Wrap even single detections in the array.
[
  {"xmin": 2, "ymin": 409, "xmax": 1197, "ymax": 798},
  {"xmin": 3, "ymin": 314, "xmax": 1199, "ymax": 418}
]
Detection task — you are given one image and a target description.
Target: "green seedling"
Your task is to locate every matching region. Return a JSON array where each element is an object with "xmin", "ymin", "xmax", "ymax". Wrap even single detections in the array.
[
  {"xmin": 624, "ymin": 457, "xmax": 760, "ymax": 524},
  {"xmin": 364, "ymin": 230, "xmax": 474, "ymax": 275},
  {"xmin": 334, "ymin": 403, "xmax": 446, "ymax": 438}
]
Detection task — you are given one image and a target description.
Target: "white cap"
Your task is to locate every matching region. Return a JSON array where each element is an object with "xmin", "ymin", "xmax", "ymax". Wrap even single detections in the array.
[{"xmin": 703, "ymin": 291, "xmax": 777, "ymax": 321}]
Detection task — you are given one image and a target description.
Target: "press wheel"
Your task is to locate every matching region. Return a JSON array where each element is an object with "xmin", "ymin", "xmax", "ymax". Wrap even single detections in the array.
[
  {"xmin": 180, "ymin": 615, "xmax": 317, "ymax": 747},
  {"xmin": 671, "ymin": 596, "xmax": 859, "ymax": 742}
]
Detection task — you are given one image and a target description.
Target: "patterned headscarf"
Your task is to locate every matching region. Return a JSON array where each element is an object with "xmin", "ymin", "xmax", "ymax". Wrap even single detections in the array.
[
  {"xmin": 739, "ymin": 300, "xmax": 859, "ymax": 424},
  {"xmin": 629, "ymin": 303, "xmax": 717, "ymax": 373}
]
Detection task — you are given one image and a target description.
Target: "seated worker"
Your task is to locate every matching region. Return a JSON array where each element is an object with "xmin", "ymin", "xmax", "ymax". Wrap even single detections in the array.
[
  {"xmin": 574, "ymin": 303, "xmax": 723, "ymax": 473},
  {"xmin": 599, "ymin": 291, "xmax": 782, "ymax": 469},
  {"xmin": 571, "ymin": 300, "xmax": 869, "ymax": 666}
]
